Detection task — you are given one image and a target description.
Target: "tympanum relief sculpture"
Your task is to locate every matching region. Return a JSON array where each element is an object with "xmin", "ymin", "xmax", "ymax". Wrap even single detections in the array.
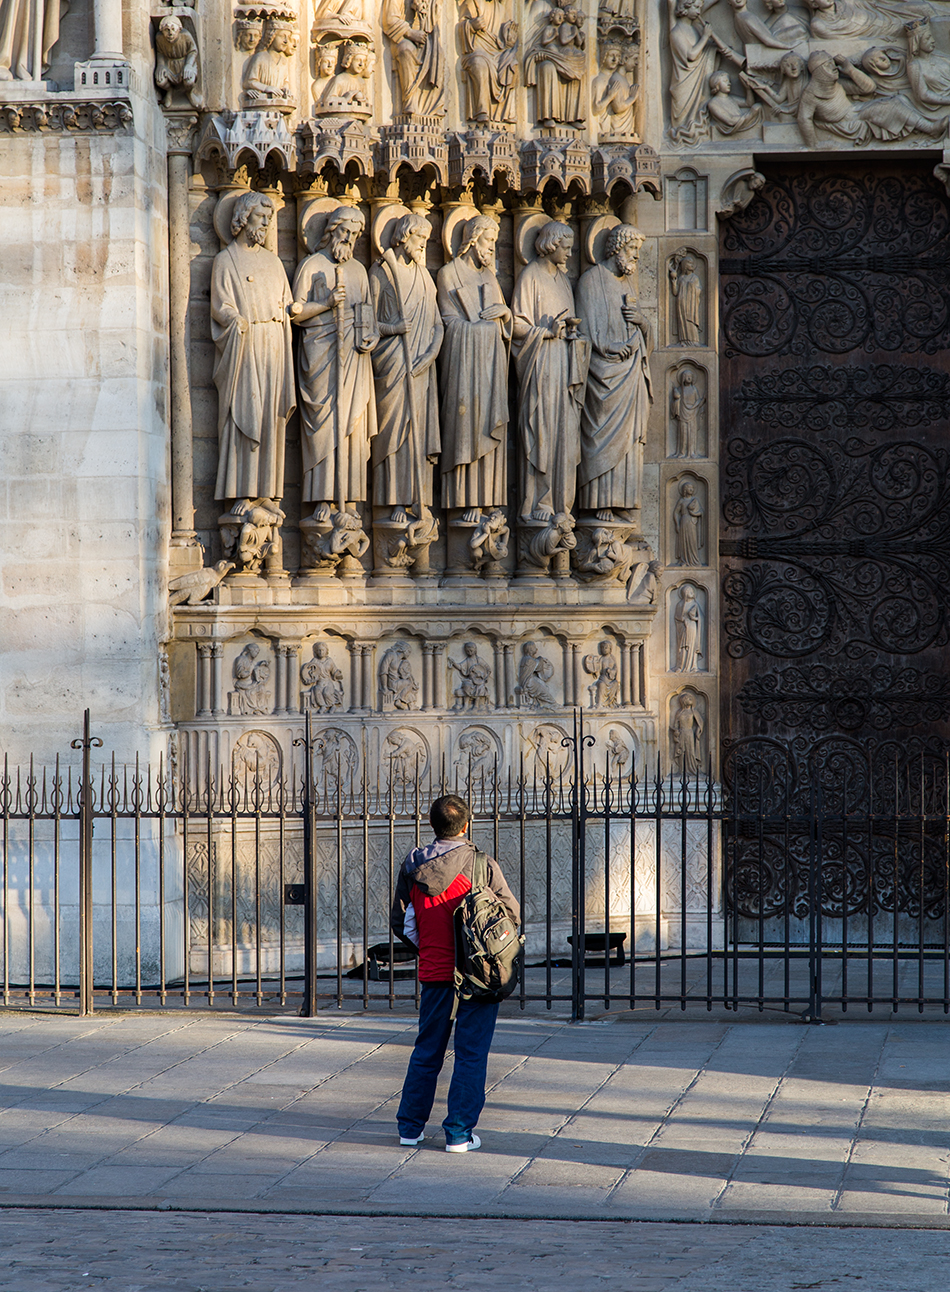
[
  {"xmin": 154, "ymin": 17, "xmax": 202, "ymax": 110},
  {"xmin": 212, "ymin": 193, "xmax": 295, "ymax": 576},
  {"xmin": 382, "ymin": 0, "xmax": 446, "ymax": 118},
  {"xmin": 524, "ymin": 0, "xmax": 587, "ymax": 128},
  {"xmin": 458, "ymin": 0, "xmax": 519, "ymax": 126}
]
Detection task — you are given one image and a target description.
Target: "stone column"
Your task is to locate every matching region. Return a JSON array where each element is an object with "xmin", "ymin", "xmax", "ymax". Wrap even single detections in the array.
[
  {"xmin": 571, "ymin": 643, "xmax": 583, "ymax": 710},
  {"xmin": 492, "ymin": 640, "xmax": 505, "ymax": 709},
  {"xmin": 620, "ymin": 641, "xmax": 631, "ymax": 707},
  {"xmin": 165, "ymin": 115, "xmax": 199, "ymax": 546},
  {"xmin": 91, "ymin": 0, "xmax": 123, "ymax": 60},
  {"xmin": 432, "ymin": 644, "xmax": 446, "ymax": 710},
  {"xmin": 503, "ymin": 643, "xmax": 514, "ymax": 709},
  {"xmin": 361, "ymin": 645, "xmax": 374, "ymax": 712},
  {"xmin": 629, "ymin": 643, "xmax": 642, "ymax": 707},
  {"xmin": 210, "ymin": 643, "xmax": 224, "ymax": 717},
  {"xmin": 421, "ymin": 643, "xmax": 436, "ymax": 710},
  {"xmin": 284, "ymin": 645, "xmax": 298, "ymax": 713},
  {"xmin": 272, "ymin": 649, "xmax": 286, "ymax": 717},
  {"xmin": 347, "ymin": 641, "xmax": 362, "ymax": 711},
  {"xmin": 196, "ymin": 643, "xmax": 213, "ymax": 718}
]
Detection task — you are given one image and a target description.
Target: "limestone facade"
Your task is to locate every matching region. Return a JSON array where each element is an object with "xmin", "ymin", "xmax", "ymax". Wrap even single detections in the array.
[{"xmin": 2, "ymin": 0, "xmax": 949, "ymax": 777}]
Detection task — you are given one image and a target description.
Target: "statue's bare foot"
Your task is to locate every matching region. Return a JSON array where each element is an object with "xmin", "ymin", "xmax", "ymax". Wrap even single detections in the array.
[
  {"xmin": 595, "ymin": 509, "xmax": 613, "ymax": 522},
  {"xmin": 460, "ymin": 507, "xmax": 481, "ymax": 524},
  {"xmin": 311, "ymin": 502, "xmax": 331, "ymax": 524},
  {"xmin": 392, "ymin": 506, "xmax": 409, "ymax": 524},
  {"xmin": 531, "ymin": 507, "xmax": 555, "ymax": 524}
]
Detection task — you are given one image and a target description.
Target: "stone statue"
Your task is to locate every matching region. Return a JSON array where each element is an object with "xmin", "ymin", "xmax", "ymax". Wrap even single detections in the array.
[
  {"xmin": 707, "ymin": 71, "xmax": 764, "ymax": 134},
  {"xmin": 211, "ymin": 193, "xmax": 295, "ymax": 507},
  {"xmin": 314, "ymin": 0, "xmax": 366, "ymax": 24},
  {"xmin": 521, "ymin": 512, "xmax": 577, "ymax": 572},
  {"xmin": 317, "ymin": 40, "xmax": 373, "ymax": 113},
  {"xmin": 168, "ymin": 561, "xmax": 234, "ymax": 606},
  {"xmin": 673, "ymin": 481, "xmax": 704, "ymax": 566},
  {"xmin": 573, "ymin": 526, "xmax": 639, "ymax": 584},
  {"xmin": 455, "ymin": 731, "xmax": 495, "ymax": 779},
  {"xmin": 906, "ymin": 19, "xmax": 950, "ymax": 118},
  {"xmin": 470, "ymin": 508, "xmax": 510, "ymax": 572},
  {"xmin": 301, "ymin": 642, "xmax": 344, "ymax": 712},
  {"xmin": 313, "ymin": 729, "xmax": 358, "ymax": 784},
  {"xmin": 727, "ymin": 0, "xmax": 790, "ymax": 49},
  {"xmin": 370, "ymin": 213, "xmax": 443, "ymax": 520},
  {"xmin": 741, "ymin": 53, "xmax": 806, "ymax": 117},
  {"xmin": 378, "ymin": 641, "xmax": 419, "ymax": 709},
  {"xmin": 669, "ymin": 252, "xmax": 702, "ymax": 347},
  {"xmin": 290, "ymin": 206, "xmax": 379, "ymax": 516},
  {"xmin": 763, "ymin": 0, "xmax": 809, "ymax": 43},
  {"xmin": 437, "ymin": 215, "xmax": 511, "ymax": 519},
  {"xmin": 512, "ymin": 221, "xmax": 590, "ymax": 523},
  {"xmin": 592, "ymin": 39, "xmax": 639, "ymax": 139},
  {"xmin": 530, "ymin": 723, "xmax": 569, "ymax": 776},
  {"xmin": 0, "ymin": 0, "xmax": 63, "ymax": 81},
  {"xmin": 667, "ymin": 0, "xmax": 742, "ymax": 145},
  {"xmin": 219, "ymin": 498, "xmax": 286, "ymax": 576},
  {"xmin": 448, "ymin": 641, "xmax": 493, "ymax": 712},
  {"xmin": 154, "ymin": 17, "xmax": 202, "ymax": 110},
  {"xmin": 576, "ymin": 224, "xmax": 653, "ymax": 523},
  {"xmin": 524, "ymin": 1, "xmax": 587, "ymax": 127},
  {"xmin": 458, "ymin": 0, "xmax": 519, "ymax": 125},
  {"xmin": 606, "ymin": 728, "xmax": 630, "ymax": 775},
  {"xmin": 303, "ymin": 508, "xmax": 371, "ymax": 571},
  {"xmin": 232, "ymin": 644, "xmax": 271, "ymax": 716},
  {"xmin": 798, "ymin": 49, "xmax": 946, "ymax": 146},
  {"xmin": 583, "ymin": 640, "xmax": 620, "ymax": 708},
  {"xmin": 241, "ymin": 18, "xmax": 296, "ymax": 107},
  {"xmin": 384, "ymin": 729, "xmax": 427, "ymax": 785},
  {"xmin": 674, "ymin": 586, "xmax": 703, "ymax": 672},
  {"xmin": 235, "ymin": 20, "xmax": 262, "ymax": 54},
  {"xmin": 671, "ymin": 693, "xmax": 704, "ymax": 776},
  {"xmin": 671, "ymin": 368, "xmax": 704, "ymax": 456},
  {"xmin": 804, "ymin": 0, "xmax": 929, "ymax": 42},
  {"xmin": 382, "ymin": 0, "xmax": 445, "ymax": 116},
  {"xmin": 516, "ymin": 642, "xmax": 557, "ymax": 709}
]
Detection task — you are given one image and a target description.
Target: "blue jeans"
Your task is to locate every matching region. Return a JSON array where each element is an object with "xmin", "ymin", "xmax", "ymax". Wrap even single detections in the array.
[{"xmin": 396, "ymin": 982, "xmax": 500, "ymax": 1145}]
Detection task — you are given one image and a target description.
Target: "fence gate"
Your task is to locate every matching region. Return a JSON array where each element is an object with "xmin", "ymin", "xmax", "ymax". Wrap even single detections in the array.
[{"xmin": 2, "ymin": 712, "xmax": 949, "ymax": 1019}]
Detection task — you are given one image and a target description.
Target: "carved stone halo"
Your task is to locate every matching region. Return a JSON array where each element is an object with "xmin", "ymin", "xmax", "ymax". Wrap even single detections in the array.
[
  {"xmin": 213, "ymin": 189, "xmax": 255, "ymax": 244},
  {"xmin": 299, "ymin": 195, "xmax": 346, "ymax": 254},
  {"xmin": 441, "ymin": 204, "xmax": 481, "ymax": 259},
  {"xmin": 371, "ymin": 201, "xmax": 413, "ymax": 258},
  {"xmin": 514, "ymin": 212, "xmax": 552, "ymax": 267},
  {"xmin": 584, "ymin": 212, "xmax": 620, "ymax": 266}
]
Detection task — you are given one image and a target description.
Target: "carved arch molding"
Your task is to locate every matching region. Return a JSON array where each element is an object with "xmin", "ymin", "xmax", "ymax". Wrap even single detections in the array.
[{"xmin": 719, "ymin": 162, "xmax": 950, "ymax": 925}]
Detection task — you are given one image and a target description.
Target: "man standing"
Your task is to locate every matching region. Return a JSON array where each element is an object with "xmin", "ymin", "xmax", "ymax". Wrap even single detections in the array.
[{"xmin": 391, "ymin": 794, "xmax": 520, "ymax": 1152}]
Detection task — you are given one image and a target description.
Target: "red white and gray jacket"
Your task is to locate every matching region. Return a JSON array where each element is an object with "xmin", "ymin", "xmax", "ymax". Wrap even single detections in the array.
[{"xmin": 390, "ymin": 838, "xmax": 521, "ymax": 983}]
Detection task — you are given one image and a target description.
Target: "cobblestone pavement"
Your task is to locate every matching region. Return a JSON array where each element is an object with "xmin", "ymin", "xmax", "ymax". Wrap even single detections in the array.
[
  {"xmin": 2, "ymin": 1209, "xmax": 950, "ymax": 1291},
  {"xmin": 0, "ymin": 1011, "xmax": 948, "ymax": 1225}
]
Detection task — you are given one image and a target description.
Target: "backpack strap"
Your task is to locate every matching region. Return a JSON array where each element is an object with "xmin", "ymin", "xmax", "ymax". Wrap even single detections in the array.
[{"xmin": 472, "ymin": 850, "xmax": 488, "ymax": 890}]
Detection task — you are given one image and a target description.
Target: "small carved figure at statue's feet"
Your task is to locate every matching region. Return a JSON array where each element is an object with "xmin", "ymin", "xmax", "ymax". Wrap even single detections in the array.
[{"xmin": 460, "ymin": 507, "xmax": 481, "ymax": 524}]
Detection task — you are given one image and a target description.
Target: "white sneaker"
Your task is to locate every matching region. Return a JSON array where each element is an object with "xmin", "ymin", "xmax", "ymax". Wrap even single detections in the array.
[
  {"xmin": 399, "ymin": 1132, "xmax": 424, "ymax": 1146},
  {"xmin": 445, "ymin": 1134, "xmax": 481, "ymax": 1153}
]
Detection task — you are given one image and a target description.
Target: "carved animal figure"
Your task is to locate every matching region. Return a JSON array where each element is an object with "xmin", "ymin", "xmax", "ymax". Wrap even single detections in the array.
[{"xmin": 168, "ymin": 560, "xmax": 234, "ymax": 606}]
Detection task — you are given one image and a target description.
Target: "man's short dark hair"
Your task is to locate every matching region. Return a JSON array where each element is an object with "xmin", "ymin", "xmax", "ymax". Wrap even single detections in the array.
[{"xmin": 430, "ymin": 794, "xmax": 470, "ymax": 839}]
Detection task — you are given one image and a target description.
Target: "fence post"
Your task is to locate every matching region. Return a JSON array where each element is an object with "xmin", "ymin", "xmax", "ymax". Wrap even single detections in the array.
[
  {"xmin": 569, "ymin": 709, "xmax": 594, "ymax": 1022},
  {"xmin": 70, "ymin": 710, "xmax": 101, "ymax": 1016},
  {"xmin": 296, "ymin": 712, "xmax": 317, "ymax": 1017}
]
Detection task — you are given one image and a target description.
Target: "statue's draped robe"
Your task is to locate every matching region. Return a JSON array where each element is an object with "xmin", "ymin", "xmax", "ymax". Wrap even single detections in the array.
[
  {"xmin": 0, "ymin": 0, "xmax": 66, "ymax": 80},
  {"xmin": 292, "ymin": 252, "xmax": 376, "ymax": 505},
  {"xmin": 382, "ymin": 0, "xmax": 444, "ymax": 115},
  {"xmin": 436, "ymin": 255, "xmax": 509, "ymax": 510},
  {"xmin": 211, "ymin": 241, "xmax": 295, "ymax": 501},
  {"xmin": 370, "ymin": 257, "xmax": 443, "ymax": 508},
  {"xmin": 674, "ymin": 495, "xmax": 703, "ymax": 565},
  {"xmin": 669, "ymin": 15, "xmax": 718, "ymax": 144},
  {"xmin": 576, "ymin": 263, "xmax": 651, "ymax": 512},
  {"xmin": 512, "ymin": 260, "xmax": 589, "ymax": 520}
]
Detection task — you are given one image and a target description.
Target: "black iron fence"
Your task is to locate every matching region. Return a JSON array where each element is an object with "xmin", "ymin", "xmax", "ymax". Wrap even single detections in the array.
[{"xmin": 1, "ymin": 714, "xmax": 949, "ymax": 1019}]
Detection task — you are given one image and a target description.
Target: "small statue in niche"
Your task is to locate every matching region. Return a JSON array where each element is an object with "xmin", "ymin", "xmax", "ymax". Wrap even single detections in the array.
[
  {"xmin": 470, "ymin": 508, "xmax": 510, "ymax": 573},
  {"xmin": 671, "ymin": 692, "xmax": 704, "ymax": 777},
  {"xmin": 290, "ymin": 206, "xmax": 379, "ymax": 519},
  {"xmin": 232, "ymin": 644, "xmax": 271, "ymax": 716},
  {"xmin": 673, "ymin": 480, "xmax": 704, "ymax": 567},
  {"xmin": 592, "ymin": 39, "xmax": 639, "ymax": 139},
  {"xmin": 458, "ymin": 0, "xmax": 519, "ymax": 126},
  {"xmin": 370, "ymin": 213, "xmax": 444, "ymax": 523},
  {"xmin": 516, "ymin": 642, "xmax": 557, "ymax": 709},
  {"xmin": 512, "ymin": 221, "xmax": 590, "ymax": 523},
  {"xmin": 382, "ymin": 0, "xmax": 445, "ymax": 117},
  {"xmin": 154, "ymin": 16, "xmax": 203, "ymax": 109},
  {"xmin": 242, "ymin": 17, "xmax": 296, "ymax": 107},
  {"xmin": 301, "ymin": 642, "xmax": 345, "ymax": 712},
  {"xmin": 448, "ymin": 641, "xmax": 493, "ymax": 713},
  {"xmin": 671, "ymin": 367, "xmax": 704, "ymax": 457},
  {"xmin": 212, "ymin": 193, "xmax": 295, "ymax": 513},
  {"xmin": 669, "ymin": 252, "xmax": 702, "ymax": 347},
  {"xmin": 318, "ymin": 40, "xmax": 373, "ymax": 113},
  {"xmin": 524, "ymin": 1, "xmax": 587, "ymax": 128},
  {"xmin": 583, "ymin": 640, "xmax": 620, "ymax": 709},
  {"xmin": 437, "ymin": 215, "xmax": 511, "ymax": 522},
  {"xmin": 674, "ymin": 585, "xmax": 703, "ymax": 672},
  {"xmin": 576, "ymin": 224, "xmax": 653, "ymax": 523},
  {"xmin": 378, "ymin": 641, "xmax": 419, "ymax": 710},
  {"xmin": 707, "ymin": 70, "xmax": 764, "ymax": 134}
]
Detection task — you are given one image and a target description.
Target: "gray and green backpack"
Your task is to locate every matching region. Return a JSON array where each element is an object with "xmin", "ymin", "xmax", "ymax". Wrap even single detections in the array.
[{"xmin": 453, "ymin": 851, "xmax": 524, "ymax": 1004}]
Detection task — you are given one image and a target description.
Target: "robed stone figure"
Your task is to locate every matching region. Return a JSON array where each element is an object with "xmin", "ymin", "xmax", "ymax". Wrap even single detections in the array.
[
  {"xmin": 290, "ymin": 206, "xmax": 379, "ymax": 514},
  {"xmin": 511, "ymin": 221, "xmax": 590, "ymax": 522},
  {"xmin": 370, "ymin": 213, "xmax": 443, "ymax": 515},
  {"xmin": 436, "ymin": 214, "xmax": 510, "ymax": 518},
  {"xmin": 212, "ymin": 193, "xmax": 295, "ymax": 503},
  {"xmin": 576, "ymin": 224, "xmax": 653, "ymax": 520}
]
